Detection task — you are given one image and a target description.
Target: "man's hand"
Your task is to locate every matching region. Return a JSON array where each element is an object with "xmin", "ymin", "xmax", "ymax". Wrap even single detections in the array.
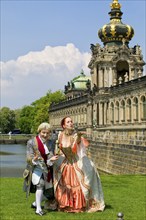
[{"xmin": 34, "ymin": 155, "xmax": 39, "ymax": 161}]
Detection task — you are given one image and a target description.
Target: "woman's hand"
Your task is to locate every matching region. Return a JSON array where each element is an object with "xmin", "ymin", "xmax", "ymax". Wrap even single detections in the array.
[
  {"xmin": 74, "ymin": 132, "xmax": 85, "ymax": 143},
  {"xmin": 50, "ymin": 155, "xmax": 58, "ymax": 161}
]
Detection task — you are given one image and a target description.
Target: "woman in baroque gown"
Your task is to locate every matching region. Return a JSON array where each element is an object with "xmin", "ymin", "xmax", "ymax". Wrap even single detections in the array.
[{"xmin": 53, "ymin": 116, "xmax": 105, "ymax": 213}]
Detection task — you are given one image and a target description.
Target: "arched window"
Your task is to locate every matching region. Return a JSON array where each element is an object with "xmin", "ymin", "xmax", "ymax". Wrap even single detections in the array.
[
  {"xmin": 116, "ymin": 60, "xmax": 129, "ymax": 83},
  {"xmin": 133, "ymin": 97, "xmax": 138, "ymax": 121},
  {"xmin": 121, "ymin": 100, "xmax": 125, "ymax": 122},
  {"xmin": 115, "ymin": 101, "xmax": 119, "ymax": 122},
  {"xmin": 141, "ymin": 96, "xmax": 146, "ymax": 120},
  {"xmin": 110, "ymin": 102, "xmax": 114, "ymax": 123},
  {"xmin": 83, "ymin": 107, "xmax": 87, "ymax": 125},
  {"xmin": 127, "ymin": 99, "xmax": 131, "ymax": 122}
]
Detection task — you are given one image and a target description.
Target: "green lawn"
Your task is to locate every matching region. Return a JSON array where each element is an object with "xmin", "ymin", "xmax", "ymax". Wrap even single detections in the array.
[{"xmin": 0, "ymin": 175, "xmax": 145, "ymax": 220}]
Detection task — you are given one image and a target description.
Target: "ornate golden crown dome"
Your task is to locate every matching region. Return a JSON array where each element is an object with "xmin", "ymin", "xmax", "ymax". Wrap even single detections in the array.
[{"xmin": 98, "ymin": 0, "xmax": 134, "ymax": 46}]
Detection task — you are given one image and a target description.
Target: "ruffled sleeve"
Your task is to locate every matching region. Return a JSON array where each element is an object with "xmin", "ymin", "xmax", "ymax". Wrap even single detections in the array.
[{"xmin": 74, "ymin": 136, "xmax": 89, "ymax": 159}]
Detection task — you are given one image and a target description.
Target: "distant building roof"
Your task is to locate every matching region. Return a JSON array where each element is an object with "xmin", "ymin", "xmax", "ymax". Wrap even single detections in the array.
[{"xmin": 64, "ymin": 70, "xmax": 91, "ymax": 94}]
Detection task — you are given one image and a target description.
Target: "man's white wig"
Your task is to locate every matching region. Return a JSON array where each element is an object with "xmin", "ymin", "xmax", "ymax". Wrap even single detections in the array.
[{"xmin": 37, "ymin": 122, "xmax": 51, "ymax": 133}]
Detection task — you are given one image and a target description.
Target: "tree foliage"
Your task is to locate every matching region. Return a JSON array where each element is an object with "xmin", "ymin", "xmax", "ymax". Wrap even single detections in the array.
[
  {"xmin": 19, "ymin": 106, "xmax": 35, "ymax": 134},
  {"xmin": 14, "ymin": 109, "xmax": 21, "ymax": 128},
  {"xmin": 0, "ymin": 107, "xmax": 16, "ymax": 133},
  {"xmin": 0, "ymin": 90, "xmax": 65, "ymax": 134},
  {"xmin": 19, "ymin": 90, "xmax": 65, "ymax": 133}
]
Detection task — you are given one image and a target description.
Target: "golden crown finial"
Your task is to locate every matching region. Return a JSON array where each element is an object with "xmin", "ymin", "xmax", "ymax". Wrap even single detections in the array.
[{"xmin": 110, "ymin": 0, "xmax": 121, "ymax": 9}]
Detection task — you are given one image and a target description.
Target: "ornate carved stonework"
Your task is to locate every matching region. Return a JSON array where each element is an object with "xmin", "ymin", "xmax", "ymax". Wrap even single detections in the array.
[{"xmin": 49, "ymin": 0, "xmax": 146, "ymax": 174}]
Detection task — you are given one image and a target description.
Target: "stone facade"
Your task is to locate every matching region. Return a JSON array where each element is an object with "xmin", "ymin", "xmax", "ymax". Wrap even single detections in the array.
[{"xmin": 49, "ymin": 0, "xmax": 146, "ymax": 174}]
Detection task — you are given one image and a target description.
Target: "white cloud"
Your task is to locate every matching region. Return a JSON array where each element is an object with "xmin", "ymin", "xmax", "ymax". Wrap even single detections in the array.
[{"xmin": 1, "ymin": 43, "xmax": 91, "ymax": 109}]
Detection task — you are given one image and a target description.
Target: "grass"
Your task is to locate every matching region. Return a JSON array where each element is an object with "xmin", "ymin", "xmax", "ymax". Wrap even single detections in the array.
[{"xmin": 0, "ymin": 175, "xmax": 145, "ymax": 220}]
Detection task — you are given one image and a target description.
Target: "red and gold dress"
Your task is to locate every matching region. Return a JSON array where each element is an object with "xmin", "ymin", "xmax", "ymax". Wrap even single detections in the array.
[{"xmin": 53, "ymin": 132, "xmax": 105, "ymax": 213}]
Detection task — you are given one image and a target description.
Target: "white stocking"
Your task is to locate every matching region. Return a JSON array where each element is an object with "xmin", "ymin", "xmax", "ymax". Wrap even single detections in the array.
[{"xmin": 35, "ymin": 189, "xmax": 43, "ymax": 212}]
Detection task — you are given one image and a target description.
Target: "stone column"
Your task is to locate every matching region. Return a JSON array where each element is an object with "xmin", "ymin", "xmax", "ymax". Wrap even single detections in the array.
[
  {"xmin": 99, "ymin": 102, "xmax": 103, "ymax": 125},
  {"xmin": 94, "ymin": 65, "xmax": 98, "ymax": 86},
  {"xmin": 109, "ymin": 67, "xmax": 113, "ymax": 87},
  {"xmin": 91, "ymin": 66, "xmax": 98, "ymax": 87},
  {"xmin": 93, "ymin": 103, "xmax": 97, "ymax": 126},
  {"xmin": 104, "ymin": 102, "xmax": 107, "ymax": 125},
  {"xmin": 90, "ymin": 70, "xmax": 94, "ymax": 87},
  {"xmin": 104, "ymin": 67, "xmax": 109, "ymax": 87},
  {"xmin": 87, "ymin": 98, "xmax": 93, "ymax": 127},
  {"xmin": 98, "ymin": 67, "xmax": 103, "ymax": 88},
  {"xmin": 112, "ymin": 66, "xmax": 117, "ymax": 86}
]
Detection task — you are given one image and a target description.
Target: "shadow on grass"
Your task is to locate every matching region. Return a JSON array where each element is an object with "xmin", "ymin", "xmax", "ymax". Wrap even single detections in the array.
[{"xmin": 105, "ymin": 204, "xmax": 113, "ymax": 210}]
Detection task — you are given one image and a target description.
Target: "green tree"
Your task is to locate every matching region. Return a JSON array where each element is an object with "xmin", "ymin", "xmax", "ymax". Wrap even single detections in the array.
[
  {"xmin": 14, "ymin": 109, "xmax": 21, "ymax": 128},
  {"xmin": 14, "ymin": 90, "xmax": 65, "ymax": 134},
  {"xmin": 31, "ymin": 90, "xmax": 65, "ymax": 132},
  {"xmin": 0, "ymin": 107, "xmax": 16, "ymax": 133},
  {"xmin": 19, "ymin": 106, "xmax": 35, "ymax": 134}
]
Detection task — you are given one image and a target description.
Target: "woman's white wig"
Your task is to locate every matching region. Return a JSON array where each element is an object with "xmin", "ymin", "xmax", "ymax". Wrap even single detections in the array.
[{"xmin": 37, "ymin": 122, "xmax": 51, "ymax": 133}]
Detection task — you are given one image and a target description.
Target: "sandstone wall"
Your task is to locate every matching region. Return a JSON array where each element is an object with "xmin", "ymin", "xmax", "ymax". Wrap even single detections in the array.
[{"xmin": 88, "ymin": 141, "xmax": 146, "ymax": 174}]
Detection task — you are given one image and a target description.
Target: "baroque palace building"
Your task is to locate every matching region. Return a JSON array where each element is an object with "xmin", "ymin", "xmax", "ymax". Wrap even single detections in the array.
[{"xmin": 49, "ymin": 0, "xmax": 146, "ymax": 174}]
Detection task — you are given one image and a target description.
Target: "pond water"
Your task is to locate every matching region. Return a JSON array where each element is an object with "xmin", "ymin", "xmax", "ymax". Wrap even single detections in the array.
[
  {"xmin": 0, "ymin": 144, "xmax": 107, "ymax": 177},
  {"xmin": 0, "ymin": 144, "xmax": 27, "ymax": 177}
]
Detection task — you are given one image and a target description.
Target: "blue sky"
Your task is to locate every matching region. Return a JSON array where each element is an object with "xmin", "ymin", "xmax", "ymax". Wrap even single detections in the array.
[{"xmin": 1, "ymin": 0, "xmax": 146, "ymax": 109}]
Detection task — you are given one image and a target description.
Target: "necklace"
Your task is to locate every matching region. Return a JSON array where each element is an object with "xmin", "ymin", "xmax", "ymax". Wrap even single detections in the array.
[{"xmin": 64, "ymin": 129, "xmax": 73, "ymax": 136}]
